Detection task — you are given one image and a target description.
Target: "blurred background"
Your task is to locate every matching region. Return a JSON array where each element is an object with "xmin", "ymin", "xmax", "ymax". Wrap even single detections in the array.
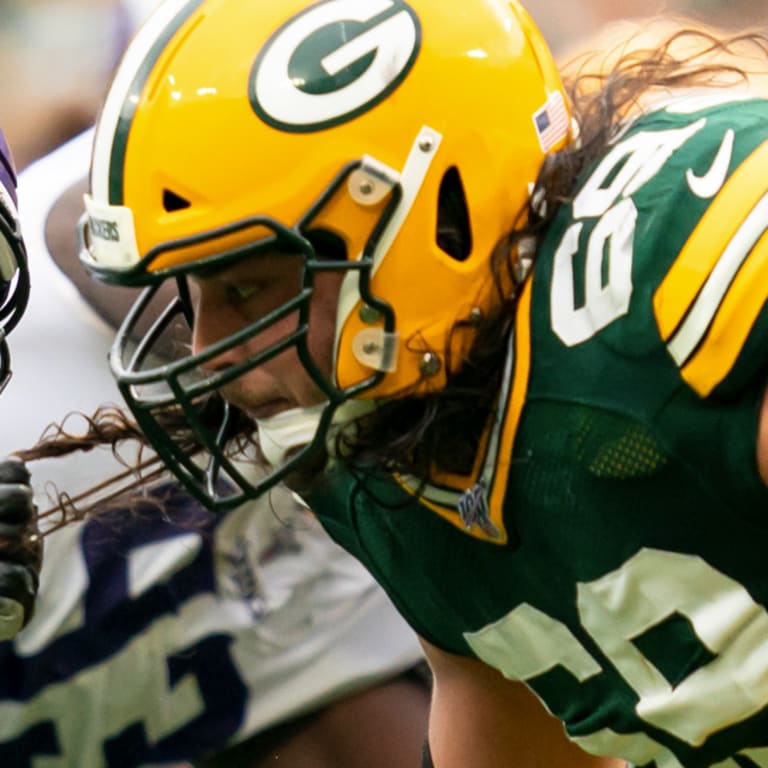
[
  {"xmin": 530, "ymin": 0, "xmax": 766, "ymax": 54},
  {"xmin": 0, "ymin": 0, "xmax": 120, "ymax": 168},
  {"xmin": 0, "ymin": 0, "xmax": 765, "ymax": 170}
]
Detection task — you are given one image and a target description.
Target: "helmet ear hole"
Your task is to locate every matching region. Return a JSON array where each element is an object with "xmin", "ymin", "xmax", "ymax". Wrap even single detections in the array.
[
  {"xmin": 163, "ymin": 189, "xmax": 191, "ymax": 212},
  {"xmin": 436, "ymin": 166, "xmax": 472, "ymax": 262},
  {"xmin": 304, "ymin": 228, "xmax": 347, "ymax": 261}
]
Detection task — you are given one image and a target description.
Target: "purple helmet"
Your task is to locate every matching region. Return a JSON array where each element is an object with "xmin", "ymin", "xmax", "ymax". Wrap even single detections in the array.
[{"xmin": 0, "ymin": 130, "xmax": 29, "ymax": 392}]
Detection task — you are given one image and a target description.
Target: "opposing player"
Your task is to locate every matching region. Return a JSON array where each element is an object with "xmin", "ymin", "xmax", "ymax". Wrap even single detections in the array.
[
  {"xmin": 0, "ymin": 4, "xmax": 429, "ymax": 765},
  {"xmin": 0, "ymin": 128, "xmax": 39, "ymax": 642},
  {"xmin": 79, "ymin": 0, "xmax": 768, "ymax": 765},
  {"xmin": 0, "ymin": 130, "xmax": 29, "ymax": 393}
]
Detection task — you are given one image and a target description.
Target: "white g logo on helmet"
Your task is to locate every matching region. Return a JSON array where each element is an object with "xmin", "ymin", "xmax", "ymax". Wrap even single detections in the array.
[{"xmin": 250, "ymin": 0, "xmax": 421, "ymax": 132}]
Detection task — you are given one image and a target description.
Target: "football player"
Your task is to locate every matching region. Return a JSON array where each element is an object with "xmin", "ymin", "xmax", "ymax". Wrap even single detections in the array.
[
  {"xmin": 0, "ymin": 2, "xmax": 429, "ymax": 766},
  {"xmin": 0, "ymin": 129, "xmax": 429, "ymax": 767},
  {"xmin": 78, "ymin": 0, "xmax": 768, "ymax": 766}
]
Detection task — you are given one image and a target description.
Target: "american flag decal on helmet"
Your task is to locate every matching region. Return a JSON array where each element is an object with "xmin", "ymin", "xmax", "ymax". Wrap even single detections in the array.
[{"xmin": 533, "ymin": 91, "xmax": 569, "ymax": 153}]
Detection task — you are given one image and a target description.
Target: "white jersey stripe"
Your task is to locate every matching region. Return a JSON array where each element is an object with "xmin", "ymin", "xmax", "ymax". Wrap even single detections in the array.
[{"xmin": 667, "ymin": 191, "xmax": 768, "ymax": 366}]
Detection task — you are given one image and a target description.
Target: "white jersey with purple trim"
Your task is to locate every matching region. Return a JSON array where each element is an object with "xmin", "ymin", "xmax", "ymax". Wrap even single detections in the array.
[{"xmin": 0, "ymin": 484, "xmax": 421, "ymax": 767}]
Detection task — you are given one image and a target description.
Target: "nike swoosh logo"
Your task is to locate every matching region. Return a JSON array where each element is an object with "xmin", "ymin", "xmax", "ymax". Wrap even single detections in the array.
[{"xmin": 686, "ymin": 129, "xmax": 734, "ymax": 199}]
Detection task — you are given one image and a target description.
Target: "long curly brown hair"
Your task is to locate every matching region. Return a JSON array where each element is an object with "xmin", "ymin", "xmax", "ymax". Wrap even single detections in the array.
[
  {"xmin": 16, "ymin": 400, "xmax": 257, "ymax": 536},
  {"xmin": 13, "ymin": 406, "xmax": 168, "ymax": 534},
  {"xmin": 339, "ymin": 26, "xmax": 768, "ymax": 484}
]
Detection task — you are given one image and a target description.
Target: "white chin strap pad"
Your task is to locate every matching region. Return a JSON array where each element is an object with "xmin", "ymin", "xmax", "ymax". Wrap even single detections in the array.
[{"xmin": 256, "ymin": 403, "xmax": 326, "ymax": 467}]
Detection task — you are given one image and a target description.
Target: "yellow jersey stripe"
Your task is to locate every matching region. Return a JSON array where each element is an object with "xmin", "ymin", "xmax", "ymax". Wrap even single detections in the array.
[
  {"xmin": 653, "ymin": 139, "xmax": 768, "ymax": 343},
  {"xmin": 681, "ymin": 219, "xmax": 768, "ymax": 395},
  {"xmin": 668, "ymin": 190, "xmax": 768, "ymax": 365}
]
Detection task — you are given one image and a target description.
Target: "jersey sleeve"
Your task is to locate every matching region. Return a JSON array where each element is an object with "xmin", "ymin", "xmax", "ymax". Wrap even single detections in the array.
[{"xmin": 649, "ymin": 99, "xmax": 768, "ymax": 399}]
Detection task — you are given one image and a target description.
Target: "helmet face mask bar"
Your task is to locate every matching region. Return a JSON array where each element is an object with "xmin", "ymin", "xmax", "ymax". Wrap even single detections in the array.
[
  {"xmin": 0, "ymin": 130, "xmax": 30, "ymax": 393},
  {"xmin": 84, "ymin": 160, "xmax": 400, "ymax": 510},
  {"xmin": 81, "ymin": 0, "xmax": 570, "ymax": 511}
]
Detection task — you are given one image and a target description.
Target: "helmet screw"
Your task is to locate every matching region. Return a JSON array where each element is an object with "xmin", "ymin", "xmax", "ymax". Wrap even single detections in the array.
[
  {"xmin": 469, "ymin": 307, "xmax": 483, "ymax": 325},
  {"xmin": 359, "ymin": 305, "xmax": 381, "ymax": 324},
  {"xmin": 363, "ymin": 341, "xmax": 381, "ymax": 355},
  {"xmin": 418, "ymin": 136, "xmax": 434, "ymax": 153},
  {"xmin": 419, "ymin": 352, "xmax": 441, "ymax": 377},
  {"xmin": 359, "ymin": 179, "xmax": 375, "ymax": 196}
]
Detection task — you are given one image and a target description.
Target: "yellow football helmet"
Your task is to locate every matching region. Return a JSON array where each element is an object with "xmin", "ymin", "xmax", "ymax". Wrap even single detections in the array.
[{"xmin": 80, "ymin": 0, "xmax": 569, "ymax": 509}]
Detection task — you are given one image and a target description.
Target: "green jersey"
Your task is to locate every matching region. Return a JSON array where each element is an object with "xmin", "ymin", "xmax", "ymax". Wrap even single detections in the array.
[{"xmin": 307, "ymin": 95, "xmax": 768, "ymax": 768}]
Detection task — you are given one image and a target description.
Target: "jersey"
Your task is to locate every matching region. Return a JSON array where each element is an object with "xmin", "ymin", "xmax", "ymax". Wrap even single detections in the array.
[{"xmin": 307, "ymin": 94, "xmax": 768, "ymax": 768}]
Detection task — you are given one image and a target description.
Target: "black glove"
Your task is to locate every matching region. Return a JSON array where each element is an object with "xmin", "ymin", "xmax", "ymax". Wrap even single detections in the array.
[{"xmin": 0, "ymin": 457, "xmax": 41, "ymax": 639}]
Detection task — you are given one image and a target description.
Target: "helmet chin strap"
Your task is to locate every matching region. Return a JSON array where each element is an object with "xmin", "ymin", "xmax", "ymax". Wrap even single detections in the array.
[
  {"xmin": 256, "ymin": 403, "xmax": 326, "ymax": 467},
  {"xmin": 256, "ymin": 399, "xmax": 376, "ymax": 468},
  {"xmin": 334, "ymin": 126, "xmax": 442, "ymax": 371}
]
